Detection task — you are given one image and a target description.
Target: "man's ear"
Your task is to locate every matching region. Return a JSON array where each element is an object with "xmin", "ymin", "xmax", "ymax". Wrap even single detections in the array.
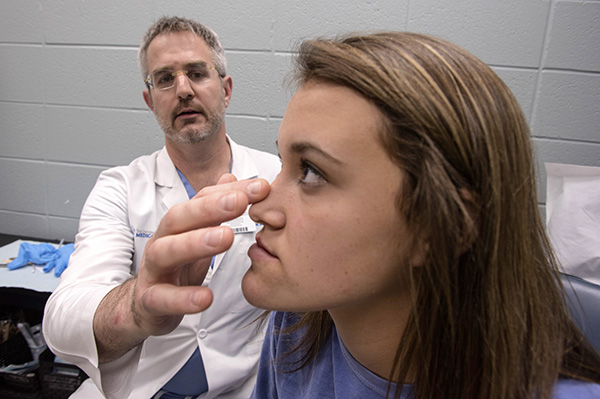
[
  {"xmin": 143, "ymin": 89, "xmax": 154, "ymax": 112},
  {"xmin": 222, "ymin": 75, "xmax": 233, "ymax": 108}
]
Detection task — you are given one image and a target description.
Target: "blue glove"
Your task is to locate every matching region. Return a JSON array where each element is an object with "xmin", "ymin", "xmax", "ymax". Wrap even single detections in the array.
[
  {"xmin": 7, "ymin": 243, "xmax": 59, "ymax": 270},
  {"xmin": 43, "ymin": 243, "xmax": 75, "ymax": 277}
]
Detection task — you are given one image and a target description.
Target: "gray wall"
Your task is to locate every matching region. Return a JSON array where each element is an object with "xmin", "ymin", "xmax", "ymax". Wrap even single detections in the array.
[{"xmin": 1, "ymin": 0, "xmax": 599, "ymax": 241}]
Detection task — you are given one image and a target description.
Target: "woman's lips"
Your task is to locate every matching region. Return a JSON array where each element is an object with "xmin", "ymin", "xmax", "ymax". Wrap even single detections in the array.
[{"xmin": 248, "ymin": 237, "xmax": 277, "ymax": 260}]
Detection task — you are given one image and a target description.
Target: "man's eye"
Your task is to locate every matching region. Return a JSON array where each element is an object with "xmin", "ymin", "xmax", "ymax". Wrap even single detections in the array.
[
  {"xmin": 188, "ymin": 69, "xmax": 208, "ymax": 82},
  {"xmin": 156, "ymin": 73, "xmax": 174, "ymax": 84}
]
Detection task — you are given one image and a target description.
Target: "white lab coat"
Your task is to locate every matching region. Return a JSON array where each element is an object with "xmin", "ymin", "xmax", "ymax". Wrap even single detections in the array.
[{"xmin": 42, "ymin": 138, "xmax": 280, "ymax": 399}]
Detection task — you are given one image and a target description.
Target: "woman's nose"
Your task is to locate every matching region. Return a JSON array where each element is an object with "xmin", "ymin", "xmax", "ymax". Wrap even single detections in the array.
[{"xmin": 249, "ymin": 177, "xmax": 286, "ymax": 230}]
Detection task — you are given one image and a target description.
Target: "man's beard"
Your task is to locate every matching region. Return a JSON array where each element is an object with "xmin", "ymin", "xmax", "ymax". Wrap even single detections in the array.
[{"xmin": 158, "ymin": 99, "xmax": 226, "ymax": 144}]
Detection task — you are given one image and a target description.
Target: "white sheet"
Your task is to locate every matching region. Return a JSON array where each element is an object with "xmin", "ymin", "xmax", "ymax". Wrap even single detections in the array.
[{"xmin": 546, "ymin": 163, "xmax": 600, "ymax": 286}]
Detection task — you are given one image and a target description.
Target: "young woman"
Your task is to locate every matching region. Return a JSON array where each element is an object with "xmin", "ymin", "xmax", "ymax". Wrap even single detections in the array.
[{"xmin": 241, "ymin": 32, "xmax": 600, "ymax": 398}]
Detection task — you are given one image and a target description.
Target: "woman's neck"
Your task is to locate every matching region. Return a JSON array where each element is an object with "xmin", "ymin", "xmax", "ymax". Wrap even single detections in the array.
[{"xmin": 328, "ymin": 293, "xmax": 412, "ymax": 381}]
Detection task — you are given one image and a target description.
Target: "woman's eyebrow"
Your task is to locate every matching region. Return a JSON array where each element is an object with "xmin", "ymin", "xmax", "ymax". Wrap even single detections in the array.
[{"xmin": 288, "ymin": 141, "xmax": 343, "ymax": 165}]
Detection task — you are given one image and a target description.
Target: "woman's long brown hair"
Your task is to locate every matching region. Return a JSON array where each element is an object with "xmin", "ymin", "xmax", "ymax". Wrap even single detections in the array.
[{"xmin": 280, "ymin": 32, "xmax": 600, "ymax": 399}]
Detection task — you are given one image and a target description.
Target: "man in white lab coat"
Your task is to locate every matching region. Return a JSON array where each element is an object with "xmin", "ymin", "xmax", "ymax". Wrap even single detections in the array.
[{"xmin": 43, "ymin": 16, "xmax": 280, "ymax": 399}]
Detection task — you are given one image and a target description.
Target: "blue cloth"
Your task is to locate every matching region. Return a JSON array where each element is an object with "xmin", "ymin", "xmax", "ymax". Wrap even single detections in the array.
[
  {"xmin": 251, "ymin": 312, "xmax": 600, "ymax": 399},
  {"xmin": 251, "ymin": 312, "xmax": 411, "ymax": 398},
  {"xmin": 7, "ymin": 242, "xmax": 74, "ymax": 277},
  {"xmin": 175, "ymin": 153, "xmax": 232, "ymax": 200},
  {"xmin": 554, "ymin": 379, "xmax": 600, "ymax": 398},
  {"xmin": 176, "ymin": 169, "xmax": 197, "ymax": 200},
  {"xmin": 152, "ymin": 390, "xmax": 201, "ymax": 399},
  {"xmin": 160, "ymin": 347, "xmax": 208, "ymax": 396}
]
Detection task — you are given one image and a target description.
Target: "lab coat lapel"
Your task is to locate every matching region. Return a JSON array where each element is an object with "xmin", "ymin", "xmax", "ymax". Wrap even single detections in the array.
[
  {"xmin": 155, "ymin": 147, "xmax": 189, "ymax": 211},
  {"xmin": 229, "ymin": 138, "xmax": 259, "ymax": 180}
]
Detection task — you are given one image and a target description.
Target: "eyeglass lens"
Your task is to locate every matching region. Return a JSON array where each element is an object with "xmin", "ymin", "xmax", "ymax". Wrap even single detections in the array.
[{"xmin": 151, "ymin": 65, "xmax": 214, "ymax": 90}]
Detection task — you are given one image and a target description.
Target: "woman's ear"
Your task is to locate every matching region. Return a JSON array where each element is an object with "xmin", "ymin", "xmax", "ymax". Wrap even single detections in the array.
[
  {"xmin": 409, "ymin": 240, "xmax": 429, "ymax": 268},
  {"xmin": 457, "ymin": 188, "xmax": 479, "ymax": 255}
]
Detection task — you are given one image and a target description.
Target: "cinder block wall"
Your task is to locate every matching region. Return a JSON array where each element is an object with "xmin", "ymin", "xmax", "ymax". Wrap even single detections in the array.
[{"xmin": 1, "ymin": 0, "xmax": 599, "ymax": 241}]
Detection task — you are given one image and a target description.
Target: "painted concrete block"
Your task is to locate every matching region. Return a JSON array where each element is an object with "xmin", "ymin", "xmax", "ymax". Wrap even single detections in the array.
[
  {"xmin": 0, "ymin": 159, "xmax": 48, "ymax": 214},
  {"xmin": 545, "ymin": 1, "xmax": 600, "ymax": 72},
  {"xmin": 533, "ymin": 71, "xmax": 600, "ymax": 142},
  {"xmin": 407, "ymin": 0, "xmax": 551, "ymax": 67},
  {"xmin": 45, "ymin": 164, "xmax": 106, "ymax": 218},
  {"xmin": 0, "ymin": 0, "xmax": 44, "ymax": 43},
  {"xmin": 44, "ymin": 0, "xmax": 153, "ymax": 46},
  {"xmin": 0, "ymin": 45, "xmax": 45, "ymax": 103},
  {"xmin": 154, "ymin": 0, "xmax": 277, "ymax": 50},
  {"xmin": 45, "ymin": 47, "xmax": 142, "ymax": 109},
  {"xmin": 273, "ymin": 0, "xmax": 408, "ymax": 51},
  {"xmin": 492, "ymin": 67, "xmax": 538, "ymax": 122},
  {"xmin": 0, "ymin": 103, "xmax": 46, "ymax": 160},
  {"xmin": 45, "ymin": 106, "xmax": 162, "ymax": 166},
  {"xmin": 227, "ymin": 51, "xmax": 292, "ymax": 117},
  {"xmin": 0, "ymin": 211, "xmax": 49, "ymax": 239}
]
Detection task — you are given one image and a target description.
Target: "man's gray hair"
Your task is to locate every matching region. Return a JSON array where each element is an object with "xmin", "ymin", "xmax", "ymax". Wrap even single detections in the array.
[{"xmin": 138, "ymin": 16, "xmax": 226, "ymax": 80}]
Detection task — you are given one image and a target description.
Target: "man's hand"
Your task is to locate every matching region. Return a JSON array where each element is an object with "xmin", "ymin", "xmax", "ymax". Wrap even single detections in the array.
[{"xmin": 93, "ymin": 175, "xmax": 270, "ymax": 363}]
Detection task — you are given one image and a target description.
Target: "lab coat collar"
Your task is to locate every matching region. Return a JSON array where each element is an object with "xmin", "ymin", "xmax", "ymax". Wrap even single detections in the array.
[
  {"xmin": 154, "ymin": 135, "xmax": 259, "ymax": 187},
  {"xmin": 155, "ymin": 147, "xmax": 178, "ymax": 189},
  {"xmin": 155, "ymin": 147, "xmax": 186, "ymax": 211},
  {"xmin": 154, "ymin": 135, "xmax": 261, "ymax": 213},
  {"xmin": 228, "ymin": 136, "xmax": 260, "ymax": 180}
]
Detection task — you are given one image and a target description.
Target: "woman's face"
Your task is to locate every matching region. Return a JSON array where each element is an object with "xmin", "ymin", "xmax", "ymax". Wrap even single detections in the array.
[{"xmin": 242, "ymin": 81, "xmax": 419, "ymax": 313}]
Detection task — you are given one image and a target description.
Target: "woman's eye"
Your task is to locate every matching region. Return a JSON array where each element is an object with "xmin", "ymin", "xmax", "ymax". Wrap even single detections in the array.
[{"xmin": 300, "ymin": 160, "xmax": 325, "ymax": 186}]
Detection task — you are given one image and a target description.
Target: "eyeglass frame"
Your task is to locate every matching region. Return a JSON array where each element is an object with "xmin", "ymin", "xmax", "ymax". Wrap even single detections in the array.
[{"xmin": 144, "ymin": 65, "xmax": 223, "ymax": 91}]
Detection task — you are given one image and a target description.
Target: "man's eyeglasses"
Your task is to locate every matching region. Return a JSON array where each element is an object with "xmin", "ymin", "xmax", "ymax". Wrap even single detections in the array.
[{"xmin": 145, "ymin": 65, "xmax": 218, "ymax": 90}]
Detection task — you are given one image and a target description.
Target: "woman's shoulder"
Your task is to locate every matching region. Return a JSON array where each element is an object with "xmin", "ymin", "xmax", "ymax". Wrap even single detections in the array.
[{"xmin": 554, "ymin": 379, "xmax": 600, "ymax": 398}]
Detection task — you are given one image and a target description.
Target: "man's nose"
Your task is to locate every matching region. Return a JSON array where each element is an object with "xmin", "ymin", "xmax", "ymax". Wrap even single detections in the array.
[{"xmin": 174, "ymin": 72, "xmax": 194, "ymax": 99}]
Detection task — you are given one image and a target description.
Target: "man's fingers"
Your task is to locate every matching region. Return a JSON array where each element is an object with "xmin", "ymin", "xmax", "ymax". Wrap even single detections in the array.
[
  {"xmin": 145, "ymin": 226, "xmax": 234, "ymax": 272},
  {"xmin": 195, "ymin": 178, "xmax": 271, "ymax": 204},
  {"xmin": 156, "ymin": 190, "xmax": 249, "ymax": 238},
  {"xmin": 216, "ymin": 173, "xmax": 237, "ymax": 185},
  {"xmin": 154, "ymin": 179, "xmax": 271, "ymax": 239},
  {"xmin": 141, "ymin": 284, "xmax": 214, "ymax": 321}
]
